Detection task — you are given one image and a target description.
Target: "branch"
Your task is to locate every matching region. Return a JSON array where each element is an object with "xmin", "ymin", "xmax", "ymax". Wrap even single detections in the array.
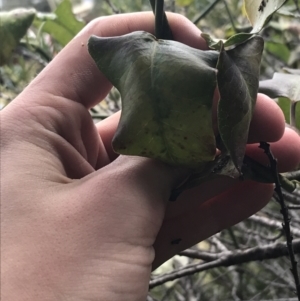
[
  {"xmin": 248, "ymin": 214, "xmax": 300, "ymax": 237},
  {"xmin": 149, "ymin": 0, "xmax": 173, "ymax": 40},
  {"xmin": 283, "ymin": 170, "xmax": 300, "ymax": 181},
  {"xmin": 223, "ymin": 0, "xmax": 237, "ymax": 32},
  {"xmin": 288, "ymin": 205, "xmax": 300, "ymax": 210},
  {"xmin": 179, "ymin": 249, "xmax": 218, "ymax": 261},
  {"xmin": 192, "ymin": 0, "xmax": 221, "ymax": 24},
  {"xmin": 282, "ymin": 190, "xmax": 300, "ymax": 205},
  {"xmin": 259, "ymin": 142, "xmax": 300, "ymax": 300},
  {"xmin": 104, "ymin": 0, "xmax": 120, "ymax": 14},
  {"xmin": 150, "ymin": 239, "xmax": 300, "ymax": 288}
]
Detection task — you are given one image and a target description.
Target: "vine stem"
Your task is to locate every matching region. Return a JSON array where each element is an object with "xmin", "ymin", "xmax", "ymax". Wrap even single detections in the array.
[
  {"xmin": 192, "ymin": 0, "xmax": 221, "ymax": 24},
  {"xmin": 155, "ymin": 0, "xmax": 164, "ymax": 39},
  {"xmin": 149, "ymin": 0, "xmax": 173, "ymax": 40},
  {"xmin": 259, "ymin": 142, "xmax": 300, "ymax": 300}
]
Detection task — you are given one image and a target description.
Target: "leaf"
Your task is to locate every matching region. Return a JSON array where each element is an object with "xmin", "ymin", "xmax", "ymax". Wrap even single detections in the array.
[
  {"xmin": 259, "ymin": 73, "xmax": 300, "ymax": 128},
  {"xmin": 265, "ymin": 41, "xmax": 290, "ymax": 63},
  {"xmin": 201, "ymin": 32, "xmax": 254, "ymax": 51},
  {"xmin": 0, "ymin": 8, "xmax": 36, "ymax": 66},
  {"xmin": 288, "ymin": 44, "xmax": 300, "ymax": 66},
  {"xmin": 223, "ymin": 33, "xmax": 254, "ymax": 48},
  {"xmin": 217, "ymin": 36, "xmax": 264, "ymax": 172},
  {"xmin": 277, "ymin": 98, "xmax": 300, "ymax": 129},
  {"xmin": 201, "ymin": 33, "xmax": 224, "ymax": 51},
  {"xmin": 176, "ymin": 0, "xmax": 194, "ymax": 6},
  {"xmin": 259, "ymin": 73, "xmax": 300, "ymax": 101},
  {"xmin": 276, "ymin": 8, "xmax": 300, "ymax": 18},
  {"xmin": 243, "ymin": 156, "xmax": 299, "ymax": 192},
  {"xmin": 41, "ymin": 0, "xmax": 85, "ymax": 46},
  {"xmin": 88, "ymin": 31, "xmax": 219, "ymax": 169},
  {"xmin": 244, "ymin": 0, "xmax": 288, "ymax": 32},
  {"xmin": 283, "ymin": 68, "xmax": 300, "ymax": 75},
  {"xmin": 33, "ymin": 12, "xmax": 56, "ymax": 25}
]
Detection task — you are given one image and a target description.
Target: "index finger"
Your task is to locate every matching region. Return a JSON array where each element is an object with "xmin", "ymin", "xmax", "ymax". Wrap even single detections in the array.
[{"xmin": 24, "ymin": 12, "xmax": 207, "ymax": 108}]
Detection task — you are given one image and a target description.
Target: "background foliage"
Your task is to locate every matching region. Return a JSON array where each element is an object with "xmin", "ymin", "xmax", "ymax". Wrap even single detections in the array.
[{"xmin": 1, "ymin": 0, "xmax": 299, "ymax": 300}]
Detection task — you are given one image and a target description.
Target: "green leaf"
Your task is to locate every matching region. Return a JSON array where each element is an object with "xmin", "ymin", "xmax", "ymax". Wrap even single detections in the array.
[
  {"xmin": 88, "ymin": 31, "xmax": 219, "ymax": 169},
  {"xmin": 265, "ymin": 41, "xmax": 290, "ymax": 63},
  {"xmin": 259, "ymin": 73, "xmax": 300, "ymax": 101},
  {"xmin": 0, "ymin": 8, "xmax": 36, "ymax": 66},
  {"xmin": 176, "ymin": 0, "xmax": 194, "ymax": 6},
  {"xmin": 201, "ymin": 33, "xmax": 254, "ymax": 51},
  {"xmin": 41, "ymin": 0, "xmax": 85, "ymax": 46},
  {"xmin": 201, "ymin": 33, "xmax": 224, "ymax": 51},
  {"xmin": 33, "ymin": 12, "xmax": 56, "ymax": 27},
  {"xmin": 244, "ymin": 0, "xmax": 288, "ymax": 32},
  {"xmin": 217, "ymin": 36, "xmax": 264, "ymax": 172},
  {"xmin": 277, "ymin": 97, "xmax": 300, "ymax": 129},
  {"xmin": 288, "ymin": 45, "xmax": 300, "ymax": 66}
]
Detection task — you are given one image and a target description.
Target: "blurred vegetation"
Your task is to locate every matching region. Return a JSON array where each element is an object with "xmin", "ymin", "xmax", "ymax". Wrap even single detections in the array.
[{"xmin": 1, "ymin": 0, "xmax": 300, "ymax": 299}]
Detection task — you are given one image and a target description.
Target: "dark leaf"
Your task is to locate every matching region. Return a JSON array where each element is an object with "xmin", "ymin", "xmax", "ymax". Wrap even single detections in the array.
[
  {"xmin": 89, "ymin": 31, "xmax": 219, "ymax": 169},
  {"xmin": 217, "ymin": 36, "xmax": 264, "ymax": 172}
]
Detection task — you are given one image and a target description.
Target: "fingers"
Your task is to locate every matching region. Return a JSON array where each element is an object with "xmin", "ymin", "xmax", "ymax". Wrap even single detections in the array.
[
  {"xmin": 153, "ymin": 181, "xmax": 274, "ymax": 268},
  {"xmin": 248, "ymin": 94, "xmax": 285, "ymax": 143},
  {"xmin": 246, "ymin": 127, "xmax": 300, "ymax": 172},
  {"xmin": 96, "ymin": 111, "xmax": 121, "ymax": 161},
  {"xmin": 23, "ymin": 12, "xmax": 205, "ymax": 109}
]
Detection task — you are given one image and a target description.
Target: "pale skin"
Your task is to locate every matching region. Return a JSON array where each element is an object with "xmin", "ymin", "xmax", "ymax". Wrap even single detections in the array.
[{"xmin": 1, "ymin": 12, "xmax": 300, "ymax": 301}]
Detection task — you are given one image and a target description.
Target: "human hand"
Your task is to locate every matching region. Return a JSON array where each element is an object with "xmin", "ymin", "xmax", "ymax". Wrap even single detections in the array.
[{"xmin": 2, "ymin": 12, "xmax": 300, "ymax": 301}]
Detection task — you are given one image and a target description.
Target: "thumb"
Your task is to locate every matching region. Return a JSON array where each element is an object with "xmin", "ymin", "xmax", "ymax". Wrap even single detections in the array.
[
  {"xmin": 106, "ymin": 155, "xmax": 189, "ymax": 199},
  {"xmin": 92, "ymin": 155, "xmax": 189, "ymax": 205}
]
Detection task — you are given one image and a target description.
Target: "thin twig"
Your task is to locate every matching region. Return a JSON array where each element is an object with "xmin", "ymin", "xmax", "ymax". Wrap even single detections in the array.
[
  {"xmin": 282, "ymin": 190, "xmax": 300, "ymax": 205},
  {"xmin": 248, "ymin": 214, "xmax": 300, "ymax": 237},
  {"xmin": 150, "ymin": 239, "xmax": 300, "ymax": 289},
  {"xmin": 259, "ymin": 142, "xmax": 300, "ymax": 300},
  {"xmin": 288, "ymin": 205, "xmax": 300, "ymax": 210},
  {"xmin": 104, "ymin": 0, "xmax": 120, "ymax": 14},
  {"xmin": 192, "ymin": 0, "xmax": 222, "ymax": 24},
  {"xmin": 283, "ymin": 170, "xmax": 300, "ymax": 181},
  {"xmin": 179, "ymin": 249, "xmax": 219, "ymax": 261},
  {"xmin": 294, "ymin": 0, "xmax": 300, "ymax": 13},
  {"xmin": 90, "ymin": 112, "xmax": 109, "ymax": 120},
  {"xmin": 223, "ymin": 0, "xmax": 237, "ymax": 32}
]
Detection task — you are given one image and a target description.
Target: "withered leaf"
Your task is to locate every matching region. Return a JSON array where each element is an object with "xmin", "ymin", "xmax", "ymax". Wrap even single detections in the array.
[
  {"xmin": 89, "ymin": 31, "xmax": 219, "ymax": 169},
  {"xmin": 217, "ymin": 36, "xmax": 264, "ymax": 172}
]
